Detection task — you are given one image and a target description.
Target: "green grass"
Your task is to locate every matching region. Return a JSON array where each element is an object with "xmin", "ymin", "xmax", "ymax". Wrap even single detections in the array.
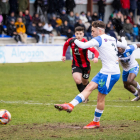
[{"xmin": 0, "ymin": 60, "xmax": 140, "ymax": 140}]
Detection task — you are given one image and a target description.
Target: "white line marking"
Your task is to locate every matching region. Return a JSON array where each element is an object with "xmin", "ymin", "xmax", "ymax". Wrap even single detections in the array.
[{"xmin": 0, "ymin": 100, "xmax": 140, "ymax": 108}]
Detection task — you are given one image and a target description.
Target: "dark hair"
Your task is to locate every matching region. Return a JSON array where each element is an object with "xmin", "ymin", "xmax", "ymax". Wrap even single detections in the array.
[
  {"xmin": 92, "ymin": 21, "xmax": 106, "ymax": 29},
  {"xmin": 75, "ymin": 26, "xmax": 84, "ymax": 32}
]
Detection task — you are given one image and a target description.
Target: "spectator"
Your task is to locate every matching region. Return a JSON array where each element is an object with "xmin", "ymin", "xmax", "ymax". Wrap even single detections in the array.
[
  {"xmin": 68, "ymin": 11, "xmax": 75, "ymax": 31},
  {"xmin": 27, "ymin": 22, "xmax": 39, "ymax": 43},
  {"xmin": 55, "ymin": 0, "xmax": 65, "ymax": 15},
  {"xmin": 123, "ymin": 15, "xmax": 127, "ymax": 23},
  {"xmin": 36, "ymin": 22, "xmax": 46, "ymax": 44},
  {"xmin": 75, "ymin": 13, "xmax": 80, "ymax": 23},
  {"xmin": 47, "ymin": 0, "xmax": 56, "ymax": 20},
  {"xmin": 7, "ymin": 12, "xmax": 16, "ymax": 25},
  {"xmin": 15, "ymin": 17, "xmax": 27, "ymax": 43},
  {"xmin": 65, "ymin": 0, "xmax": 76, "ymax": 14},
  {"xmin": 137, "ymin": 0, "xmax": 140, "ymax": 25},
  {"xmin": 61, "ymin": 20, "xmax": 73, "ymax": 39},
  {"xmin": 97, "ymin": 0, "xmax": 106, "ymax": 21},
  {"xmin": 55, "ymin": 16, "xmax": 62, "ymax": 35},
  {"xmin": 9, "ymin": 0, "xmax": 18, "ymax": 14},
  {"xmin": 86, "ymin": 11, "xmax": 92, "ymax": 24},
  {"xmin": 133, "ymin": 24, "xmax": 139, "ymax": 39},
  {"xmin": 60, "ymin": 9, "xmax": 69, "ymax": 23},
  {"xmin": 117, "ymin": 11, "xmax": 124, "ymax": 23},
  {"xmin": 105, "ymin": 22, "xmax": 117, "ymax": 39},
  {"xmin": 43, "ymin": 23, "xmax": 54, "ymax": 43},
  {"xmin": 120, "ymin": 0, "xmax": 130, "ymax": 16},
  {"xmin": 127, "ymin": 12, "xmax": 134, "ymax": 25},
  {"xmin": 34, "ymin": 0, "xmax": 42, "ymax": 12},
  {"xmin": 23, "ymin": 10, "xmax": 32, "ymax": 28},
  {"xmin": 32, "ymin": 13, "xmax": 41, "ymax": 26},
  {"xmin": 7, "ymin": 19, "xmax": 22, "ymax": 44},
  {"xmin": 0, "ymin": 15, "xmax": 4, "ymax": 34},
  {"xmin": 112, "ymin": 0, "xmax": 122, "ymax": 13},
  {"xmin": 79, "ymin": 11, "xmax": 88, "ymax": 24},
  {"xmin": 130, "ymin": 0, "xmax": 137, "ymax": 17},
  {"xmin": 17, "ymin": 0, "xmax": 28, "ymax": 13},
  {"xmin": 49, "ymin": 14, "xmax": 57, "ymax": 28},
  {"xmin": 92, "ymin": 12, "xmax": 99, "ymax": 21},
  {"xmin": 86, "ymin": 25, "xmax": 93, "ymax": 40},
  {"xmin": 123, "ymin": 18, "xmax": 136, "ymax": 42},
  {"xmin": 18, "ymin": 11, "xmax": 26, "ymax": 25},
  {"xmin": 0, "ymin": 0, "xmax": 10, "ymax": 25}
]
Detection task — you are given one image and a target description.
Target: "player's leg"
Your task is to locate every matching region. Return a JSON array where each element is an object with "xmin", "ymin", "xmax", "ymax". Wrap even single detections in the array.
[
  {"xmin": 72, "ymin": 66, "xmax": 85, "ymax": 92},
  {"xmin": 83, "ymin": 73, "xmax": 120, "ymax": 129}
]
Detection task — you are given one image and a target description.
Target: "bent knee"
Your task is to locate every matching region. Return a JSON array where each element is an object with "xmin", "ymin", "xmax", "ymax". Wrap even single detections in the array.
[
  {"xmin": 75, "ymin": 78, "xmax": 82, "ymax": 84},
  {"xmin": 127, "ymin": 78, "xmax": 133, "ymax": 84}
]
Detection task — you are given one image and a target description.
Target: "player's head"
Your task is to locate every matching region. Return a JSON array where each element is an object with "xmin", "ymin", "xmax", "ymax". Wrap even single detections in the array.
[
  {"xmin": 75, "ymin": 26, "xmax": 84, "ymax": 41},
  {"xmin": 117, "ymin": 39, "xmax": 125, "ymax": 53},
  {"xmin": 91, "ymin": 21, "xmax": 106, "ymax": 37}
]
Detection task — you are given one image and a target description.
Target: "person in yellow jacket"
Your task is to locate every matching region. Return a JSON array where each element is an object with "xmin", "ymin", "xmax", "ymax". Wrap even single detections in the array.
[{"xmin": 15, "ymin": 17, "xmax": 27, "ymax": 43}]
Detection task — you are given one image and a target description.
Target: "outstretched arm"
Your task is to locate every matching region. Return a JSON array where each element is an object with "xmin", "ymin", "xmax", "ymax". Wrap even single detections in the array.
[
  {"xmin": 117, "ymin": 37, "xmax": 127, "ymax": 49},
  {"xmin": 74, "ymin": 39, "xmax": 99, "ymax": 49}
]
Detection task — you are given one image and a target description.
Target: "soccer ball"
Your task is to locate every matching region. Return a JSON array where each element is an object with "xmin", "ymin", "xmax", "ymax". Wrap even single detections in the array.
[{"xmin": 0, "ymin": 109, "xmax": 11, "ymax": 125}]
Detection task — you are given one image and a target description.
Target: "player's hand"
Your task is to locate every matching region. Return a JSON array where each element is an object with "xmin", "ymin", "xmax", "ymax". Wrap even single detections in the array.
[
  {"xmin": 61, "ymin": 56, "xmax": 66, "ymax": 62},
  {"xmin": 119, "ymin": 30, "xmax": 125, "ymax": 37},
  {"xmin": 92, "ymin": 58, "xmax": 98, "ymax": 63},
  {"xmin": 69, "ymin": 38, "xmax": 76, "ymax": 45}
]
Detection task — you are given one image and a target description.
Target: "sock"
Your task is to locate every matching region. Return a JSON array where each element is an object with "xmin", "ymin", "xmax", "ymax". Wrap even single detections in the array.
[
  {"xmin": 133, "ymin": 90, "xmax": 138, "ymax": 97},
  {"xmin": 69, "ymin": 93, "xmax": 85, "ymax": 107},
  {"xmin": 93, "ymin": 108, "xmax": 104, "ymax": 122},
  {"xmin": 136, "ymin": 82, "xmax": 140, "ymax": 90},
  {"xmin": 76, "ymin": 83, "xmax": 85, "ymax": 92},
  {"xmin": 84, "ymin": 81, "xmax": 89, "ymax": 88}
]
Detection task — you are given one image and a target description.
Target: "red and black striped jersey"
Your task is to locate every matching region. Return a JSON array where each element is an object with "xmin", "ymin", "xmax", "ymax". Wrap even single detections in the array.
[{"xmin": 62, "ymin": 38, "xmax": 99, "ymax": 68}]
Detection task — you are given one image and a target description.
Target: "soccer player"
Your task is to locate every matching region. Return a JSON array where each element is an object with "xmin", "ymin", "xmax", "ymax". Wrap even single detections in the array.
[
  {"xmin": 54, "ymin": 21, "xmax": 127, "ymax": 129},
  {"xmin": 118, "ymin": 43, "xmax": 140, "ymax": 101},
  {"xmin": 62, "ymin": 26, "xmax": 99, "ymax": 103}
]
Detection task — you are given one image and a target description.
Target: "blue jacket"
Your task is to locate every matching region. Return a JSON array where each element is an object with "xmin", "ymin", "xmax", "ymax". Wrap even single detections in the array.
[
  {"xmin": 130, "ymin": 0, "xmax": 137, "ymax": 10},
  {"xmin": 27, "ymin": 23, "xmax": 36, "ymax": 34},
  {"xmin": 133, "ymin": 27, "xmax": 139, "ymax": 36}
]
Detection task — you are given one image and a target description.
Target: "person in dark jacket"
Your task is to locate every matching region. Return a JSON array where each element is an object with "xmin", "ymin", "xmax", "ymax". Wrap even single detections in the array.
[
  {"xmin": 7, "ymin": 19, "xmax": 22, "ymax": 43},
  {"xmin": 32, "ymin": 13, "xmax": 41, "ymax": 26},
  {"xmin": 27, "ymin": 22, "xmax": 39, "ymax": 43},
  {"xmin": 60, "ymin": 9, "xmax": 69, "ymax": 24},
  {"xmin": 112, "ymin": 0, "xmax": 122, "ymax": 13},
  {"xmin": 17, "ymin": 11, "xmax": 26, "ymax": 25},
  {"xmin": 36, "ymin": 22, "xmax": 46, "ymax": 43},
  {"xmin": 86, "ymin": 11, "xmax": 92, "ymax": 24},
  {"xmin": 137, "ymin": 0, "xmax": 140, "ymax": 25},
  {"xmin": 92, "ymin": 12, "xmax": 99, "ymax": 21},
  {"xmin": 23, "ymin": 10, "xmax": 32, "ymax": 29},
  {"xmin": 97, "ymin": 0, "xmax": 106, "ymax": 21},
  {"xmin": 130, "ymin": 0, "xmax": 137, "ymax": 17},
  {"xmin": 65, "ymin": 0, "xmax": 76, "ymax": 14},
  {"xmin": 55, "ymin": 0, "xmax": 65, "ymax": 15},
  {"xmin": 9, "ymin": 0, "xmax": 18, "ymax": 14},
  {"xmin": 7, "ymin": 12, "xmax": 16, "ymax": 25}
]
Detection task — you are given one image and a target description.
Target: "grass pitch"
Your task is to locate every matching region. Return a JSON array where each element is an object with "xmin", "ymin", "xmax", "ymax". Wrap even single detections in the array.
[{"xmin": 0, "ymin": 60, "xmax": 140, "ymax": 140}]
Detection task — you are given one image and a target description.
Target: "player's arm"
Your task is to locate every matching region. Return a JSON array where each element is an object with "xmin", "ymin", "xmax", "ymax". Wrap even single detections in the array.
[
  {"xmin": 74, "ymin": 38, "xmax": 99, "ymax": 49},
  {"xmin": 88, "ymin": 47, "xmax": 99, "ymax": 63},
  {"xmin": 62, "ymin": 39, "xmax": 71, "ymax": 62},
  {"xmin": 117, "ymin": 37, "xmax": 127, "ymax": 49},
  {"xmin": 136, "ymin": 44, "xmax": 140, "ymax": 48}
]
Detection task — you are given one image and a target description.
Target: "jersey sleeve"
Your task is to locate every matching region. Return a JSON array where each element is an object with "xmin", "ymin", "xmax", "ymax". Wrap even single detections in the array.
[
  {"xmin": 88, "ymin": 47, "xmax": 99, "ymax": 58},
  {"xmin": 74, "ymin": 38, "xmax": 99, "ymax": 49},
  {"xmin": 62, "ymin": 38, "xmax": 71, "ymax": 56},
  {"xmin": 128, "ymin": 44, "xmax": 137, "ymax": 52}
]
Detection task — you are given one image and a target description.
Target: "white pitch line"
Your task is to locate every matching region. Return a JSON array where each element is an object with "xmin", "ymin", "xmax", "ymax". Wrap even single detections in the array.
[{"xmin": 0, "ymin": 100, "xmax": 140, "ymax": 108}]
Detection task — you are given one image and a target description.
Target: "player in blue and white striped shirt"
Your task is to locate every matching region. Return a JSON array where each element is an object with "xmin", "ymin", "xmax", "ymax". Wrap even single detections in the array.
[{"xmin": 118, "ymin": 43, "xmax": 140, "ymax": 101}]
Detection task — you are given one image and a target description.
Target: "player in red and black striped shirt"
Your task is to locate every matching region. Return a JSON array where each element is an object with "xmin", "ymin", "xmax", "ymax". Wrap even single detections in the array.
[{"xmin": 62, "ymin": 26, "xmax": 99, "ymax": 102}]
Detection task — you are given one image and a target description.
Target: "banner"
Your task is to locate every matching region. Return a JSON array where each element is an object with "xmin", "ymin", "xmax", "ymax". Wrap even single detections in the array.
[
  {"xmin": 75, "ymin": 0, "xmax": 87, "ymax": 4},
  {"xmin": 0, "ymin": 45, "xmax": 63, "ymax": 63}
]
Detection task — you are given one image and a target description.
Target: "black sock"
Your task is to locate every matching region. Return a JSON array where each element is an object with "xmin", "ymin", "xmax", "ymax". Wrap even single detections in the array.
[{"xmin": 76, "ymin": 83, "xmax": 85, "ymax": 92}]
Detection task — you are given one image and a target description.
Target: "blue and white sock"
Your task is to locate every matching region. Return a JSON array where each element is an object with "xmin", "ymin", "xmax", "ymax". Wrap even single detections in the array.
[
  {"xmin": 70, "ymin": 93, "xmax": 85, "ymax": 107},
  {"xmin": 133, "ymin": 90, "xmax": 138, "ymax": 97},
  {"xmin": 136, "ymin": 82, "xmax": 140, "ymax": 90},
  {"xmin": 93, "ymin": 108, "xmax": 104, "ymax": 122}
]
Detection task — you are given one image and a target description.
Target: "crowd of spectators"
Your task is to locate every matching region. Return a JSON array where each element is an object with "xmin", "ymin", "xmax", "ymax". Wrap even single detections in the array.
[{"xmin": 0, "ymin": 0, "xmax": 140, "ymax": 44}]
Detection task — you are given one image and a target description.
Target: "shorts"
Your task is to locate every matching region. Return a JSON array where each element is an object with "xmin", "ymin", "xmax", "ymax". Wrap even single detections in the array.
[
  {"xmin": 92, "ymin": 72, "xmax": 120, "ymax": 95},
  {"xmin": 72, "ymin": 65, "xmax": 91, "ymax": 79},
  {"xmin": 122, "ymin": 65, "xmax": 139, "ymax": 82}
]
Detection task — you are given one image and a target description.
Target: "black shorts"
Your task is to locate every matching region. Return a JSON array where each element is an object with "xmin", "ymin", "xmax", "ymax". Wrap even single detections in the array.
[{"xmin": 72, "ymin": 65, "xmax": 91, "ymax": 79}]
